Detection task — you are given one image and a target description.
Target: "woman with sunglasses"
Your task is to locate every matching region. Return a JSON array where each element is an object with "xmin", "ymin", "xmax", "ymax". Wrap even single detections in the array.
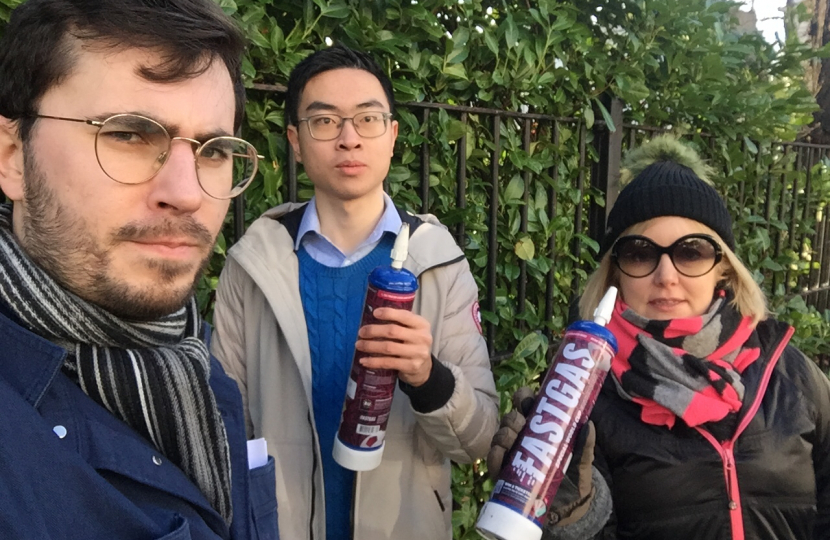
[{"xmin": 489, "ymin": 136, "xmax": 830, "ymax": 540}]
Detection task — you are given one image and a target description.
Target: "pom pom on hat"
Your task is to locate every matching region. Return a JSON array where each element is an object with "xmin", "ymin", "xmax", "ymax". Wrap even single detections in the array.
[
  {"xmin": 601, "ymin": 135, "xmax": 734, "ymax": 256},
  {"xmin": 619, "ymin": 134, "xmax": 715, "ymax": 186}
]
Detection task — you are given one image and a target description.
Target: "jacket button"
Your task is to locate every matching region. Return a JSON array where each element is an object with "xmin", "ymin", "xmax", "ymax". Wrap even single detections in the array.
[
  {"xmin": 153, "ymin": 456, "xmax": 163, "ymax": 466},
  {"xmin": 728, "ymin": 501, "xmax": 738, "ymax": 510},
  {"xmin": 52, "ymin": 425, "xmax": 67, "ymax": 439}
]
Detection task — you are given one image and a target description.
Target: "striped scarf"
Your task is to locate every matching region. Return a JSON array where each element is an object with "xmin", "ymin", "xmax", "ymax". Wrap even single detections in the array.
[
  {"xmin": 0, "ymin": 204, "xmax": 232, "ymax": 523},
  {"xmin": 607, "ymin": 290, "xmax": 762, "ymax": 440}
]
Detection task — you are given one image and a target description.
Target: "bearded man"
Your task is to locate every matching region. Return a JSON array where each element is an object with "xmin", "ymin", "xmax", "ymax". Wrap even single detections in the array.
[{"xmin": 0, "ymin": 1, "xmax": 277, "ymax": 538}]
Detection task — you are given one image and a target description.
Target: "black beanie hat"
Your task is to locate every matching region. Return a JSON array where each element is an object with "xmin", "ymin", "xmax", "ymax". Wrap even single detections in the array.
[{"xmin": 600, "ymin": 142, "xmax": 735, "ymax": 257}]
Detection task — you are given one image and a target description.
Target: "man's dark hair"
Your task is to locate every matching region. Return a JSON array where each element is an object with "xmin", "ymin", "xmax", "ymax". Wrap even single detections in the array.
[
  {"xmin": 285, "ymin": 44, "xmax": 396, "ymax": 126},
  {"xmin": 0, "ymin": 0, "xmax": 247, "ymax": 142}
]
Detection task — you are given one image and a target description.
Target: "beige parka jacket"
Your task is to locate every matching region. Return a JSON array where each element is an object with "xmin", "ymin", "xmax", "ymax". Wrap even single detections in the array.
[{"xmin": 211, "ymin": 202, "xmax": 499, "ymax": 540}]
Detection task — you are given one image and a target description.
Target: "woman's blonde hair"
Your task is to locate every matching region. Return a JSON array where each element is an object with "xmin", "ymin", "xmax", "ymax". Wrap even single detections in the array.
[{"xmin": 579, "ymin": 218, "xmax": 767, "ymax": 326}]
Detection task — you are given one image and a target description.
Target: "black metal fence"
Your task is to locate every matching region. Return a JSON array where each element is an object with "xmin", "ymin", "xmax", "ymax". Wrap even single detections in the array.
[{"xmin": 236, "ymin": 86, "xmax": 830, "ymax": 359}]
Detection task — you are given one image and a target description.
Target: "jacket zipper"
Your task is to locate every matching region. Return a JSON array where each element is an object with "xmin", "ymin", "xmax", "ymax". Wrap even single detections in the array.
[
  {"xmin": 694, "ymin": 325, "xmax": 793, "ymax": 540},
  {"xmin": 351, "ymin": 472, "xmax": 360, "ymax": 538},
  {"xmin": 723, "ymin": 442, "xmax": 744, "ymax": 538},
  {"xmin": 694, "ymin": 432, "xmax": 745, "ymax": 540},
  {"xmin": 724, "ymin": 448, "xmax": 737, "ymax": 511},
  {"xmin": 308, "ymin": 410, "xmax": 318, "ymax": 540}
]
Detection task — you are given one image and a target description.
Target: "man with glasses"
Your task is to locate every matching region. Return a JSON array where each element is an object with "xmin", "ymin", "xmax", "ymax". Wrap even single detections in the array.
[
  {"xmin": 0, "ymin": 1, "xmax": 276, "ymax": 538},
  {"xmin": 211, "ymin": 44, "xmax": 498, "ymax": 540}
]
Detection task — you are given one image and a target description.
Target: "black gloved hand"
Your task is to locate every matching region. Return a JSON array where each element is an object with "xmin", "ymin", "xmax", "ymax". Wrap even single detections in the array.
[{"xmin": 486, "ymin": 386, "xmax": 596, "ymax": 527}]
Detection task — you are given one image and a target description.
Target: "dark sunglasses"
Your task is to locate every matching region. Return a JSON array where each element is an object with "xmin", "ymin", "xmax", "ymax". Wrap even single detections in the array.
[{"xmin": 611, "ymin": 234, "xmax": 723, "ymax": 278}]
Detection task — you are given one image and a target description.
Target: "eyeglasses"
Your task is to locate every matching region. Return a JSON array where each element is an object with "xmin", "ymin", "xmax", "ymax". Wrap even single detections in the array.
[
  {"xmin": 611, "ymin": 234, "xmax": 723, "ymax": 278},
  {"xmin": 298, "ymin": 112, "xmax": 393, "ymax": 141},
  {"xmin": 33, "ymin": 113, "xmax": 263, "ymax": 200}
]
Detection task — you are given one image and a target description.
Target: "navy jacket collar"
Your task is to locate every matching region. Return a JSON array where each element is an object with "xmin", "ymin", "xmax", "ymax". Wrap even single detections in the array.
[{"xmin": 0, "ymin": 301, "xmax": 67, "ymax": 409}]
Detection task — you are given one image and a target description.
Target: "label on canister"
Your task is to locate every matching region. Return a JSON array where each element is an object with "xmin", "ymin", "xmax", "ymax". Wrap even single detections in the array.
[
  {"xmin": 336, "ymin": 284, "xmax": 416, "ymax": 450},
  {"xmin": 485, "ymin": 329, "xmax": 615, "ymax": 529}
]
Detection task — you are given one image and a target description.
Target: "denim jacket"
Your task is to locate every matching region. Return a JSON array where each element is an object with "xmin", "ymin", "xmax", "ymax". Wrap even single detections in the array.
[{"xmin": 0, "ymin": 304, "xmax": 278, "ymax": 540}]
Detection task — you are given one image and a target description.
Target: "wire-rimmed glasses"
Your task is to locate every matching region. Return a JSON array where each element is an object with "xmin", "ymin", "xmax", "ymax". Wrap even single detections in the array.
[
  {"xmin": 297, "ymin": 112, "xmax": 393, "ymax": 141},
  {"xmin": 34, "ymin": 113, "xmax": 262, "ymax": 200}
]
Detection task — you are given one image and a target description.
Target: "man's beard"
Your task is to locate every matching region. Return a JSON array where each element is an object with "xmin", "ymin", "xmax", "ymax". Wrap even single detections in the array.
[{"xmin": 19, "ymin": 153, "xmax": 215, "ymax": 321}]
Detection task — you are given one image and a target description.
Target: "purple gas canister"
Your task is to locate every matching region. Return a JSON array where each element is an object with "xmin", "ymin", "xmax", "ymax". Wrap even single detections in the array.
[
  {"xmin": 476, "ymin": 287, "xmax": 618, "ymax": 540},
  {"xmin": 332, "ymin": 223, "xmax": 418, "ymax": 471}
]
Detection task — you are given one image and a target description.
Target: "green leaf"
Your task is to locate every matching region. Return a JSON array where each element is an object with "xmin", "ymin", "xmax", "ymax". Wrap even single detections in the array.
[
  {"xmin": 513, "ymin": 332, "xmax": 543, "ymax": 359},
  {"xmin": 504, "ymin": 14, "xmax": 519, "ymax": 49},
  {"xmin": 249, "ymin": 27, "xmax": 270, "ymax": 49},
  {"xmin": 583, "ymin": 105, "xmax": 595, "ymax": 129},
  {"xmin": 537, "ymin": 72, "xmax": 556, "ymax": 86},
  {"xmin": 760, "ymin": 258, "xmax": 785, "ymax": 272},
  {"xmin": 216, "ymin": 0, "xmax": 238, "ymax": 13},
  {"xmin": 320, "ymin": 3, "xmax": 351, "ymax": 19},
  {"xmin": 241, "ymin": 56, "xmax": 256, "ymax": 80},
  {"xmin": 505, "ymin": 176, "xmax": 524, "ymax": 202},
  {"xmin": 594, "ymin": 98, "xmax": 616, "ymax": 132},
  {"xmin": 452, "ymin": 27, "xmax": 471, "ymax": 47},
  {"xmin": 442, "ymin": 63, "xmax": 468, "ymax": 80},
  {"xmin": 515, "ymin": 237, "xmax": 536, "ymax": 260},
  {"xmin": 614, "ymin": 74, "xmax": 650, "ymax": 102},
  {"xmin": 303, "ymin": 0, "xmax": 315, "ymax": 29},
  {"xmin": 479, "ymin": 310, "xmax": 497, "ymax": 325},
  {"xmin": 550, "ymin": 13, "xmax": 573, "ymax": 31},
  {"xmin": 408, "ymin": 48, "xmax": 422, "ymax": 70},
  {"xmin": 213, "ymin": 231, "xmax": 227, "ymax": 256},
  {"xmin": 576, "ymin": 233, "xmax": 599, "ymax": 254},
  {"xmin": 484, "ymin": 30, "xmax": 499, "ymax": 56},
  {"xmin": 445, "ymin": 119, "xmax": 467, "ymax": 141},
  {"xmin": 269, "ymin": 23, "xmax": 284, "ymax": 53},
  {"xmin": 447, "ymin": 45, "xmax": 469, "ymax": 65}
]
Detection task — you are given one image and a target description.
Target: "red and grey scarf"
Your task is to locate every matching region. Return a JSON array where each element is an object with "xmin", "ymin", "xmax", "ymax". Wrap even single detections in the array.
[{"xmin": 606, "ymin": 291, "xmax": 761, "ymax": 439}]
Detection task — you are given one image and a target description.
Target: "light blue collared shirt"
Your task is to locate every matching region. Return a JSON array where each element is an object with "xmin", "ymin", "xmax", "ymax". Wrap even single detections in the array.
[{"xmin": 294, "ymin": 193, "xmax": 403, "ymax": 267}]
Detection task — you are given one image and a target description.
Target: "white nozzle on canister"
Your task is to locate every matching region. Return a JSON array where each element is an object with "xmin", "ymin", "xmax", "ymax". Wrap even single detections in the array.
[
  {"xmin": 390, "ymin": 223, "xmax": 410, "ymax": 270},
  {"xmin": 592, "ymin": 286, "xmax": 618, "ymax": 327}
]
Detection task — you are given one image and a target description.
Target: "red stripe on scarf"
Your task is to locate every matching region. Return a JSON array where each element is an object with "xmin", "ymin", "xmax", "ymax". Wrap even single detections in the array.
[
  {"xmin": 635, "ymin": 385, "xmax": 743, "ymax": 428},
  {"xmin": 682, "ymin": 387, "xmax": 742, "ymax": 426},
  {"xmin": 710, "ymin": 321, "xmax": 754, "ymax": 363},
  {"xmin": 638, "ymin": 400, "xmax": 676, "ymax": 428},
  {"xmin": 664, "ymin": 316, "xmax": 703, "ymax": 338},
  {"xmin": 732, "ymin": 347, "xmax": 761, "ymax": 372}
]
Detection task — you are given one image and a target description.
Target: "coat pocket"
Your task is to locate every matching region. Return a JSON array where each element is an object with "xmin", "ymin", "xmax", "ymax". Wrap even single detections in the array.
[
  {"xmin": 156, "ymin": 516, "xmax": 192, "ymax": 539},
  {"xmin": 249, "ymin": 455, "xmax": 279, "ymax": 540}
]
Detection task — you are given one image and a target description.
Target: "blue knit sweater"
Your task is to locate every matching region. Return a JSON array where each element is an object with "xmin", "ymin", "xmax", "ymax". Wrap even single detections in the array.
[{"xmin": 298, "ymin": 236, "xmax": 394, "ymax": 540}]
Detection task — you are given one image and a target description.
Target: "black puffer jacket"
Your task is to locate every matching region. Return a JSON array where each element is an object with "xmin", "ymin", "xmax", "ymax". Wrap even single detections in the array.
[{"xmin": 591, "ymin": 318, "xmax": 830, "ymax": 540}]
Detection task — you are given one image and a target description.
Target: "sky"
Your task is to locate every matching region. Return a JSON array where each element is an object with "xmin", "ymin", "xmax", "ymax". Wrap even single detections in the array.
[{"xmin": 741, "ymin": 0, "xmax": 787, "ymax": 43}]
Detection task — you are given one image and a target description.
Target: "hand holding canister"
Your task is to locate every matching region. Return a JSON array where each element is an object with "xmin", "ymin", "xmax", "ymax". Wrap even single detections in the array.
[
  {"xmin": 487, "ymin": 389, "xmax": 598, "ymax": 529},
  {"xmin": 332, "ymin": 223, "xmax": 418, "ymax": 471},
  {"xmin": 477, "ymin": 287, "xmax": 618, "ymax": 540},
  {"xmin": 355, "ymin": 306, "xmax": 433, "ymax": 387}
]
